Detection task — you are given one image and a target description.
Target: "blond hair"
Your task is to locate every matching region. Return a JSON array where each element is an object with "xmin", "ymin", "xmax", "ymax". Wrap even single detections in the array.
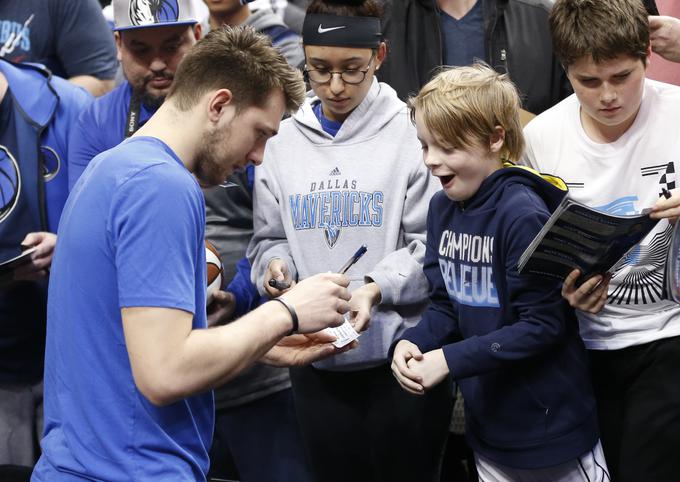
[
  {"xmin": 549, "ymin": 0, "xmax": 649, "ymax": 68},
  {"xmin": 168, "ymin": 26, "xmax": 305, "ymax": 113},
  {"xmin": 409, "ymin": 63, "xmax": 524, "ymax": 163}
]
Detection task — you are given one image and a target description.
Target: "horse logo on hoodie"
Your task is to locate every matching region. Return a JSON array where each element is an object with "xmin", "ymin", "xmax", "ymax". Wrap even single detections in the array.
[{"xmin": 129, "ymin": 0, "xmax": 180, "ymax": 26}]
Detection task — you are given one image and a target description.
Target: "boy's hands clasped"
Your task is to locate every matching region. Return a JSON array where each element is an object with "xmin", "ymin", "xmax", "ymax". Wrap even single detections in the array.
[{"xmin": 391, "ymin": 341, "xmax": 450, "ymax": 395}]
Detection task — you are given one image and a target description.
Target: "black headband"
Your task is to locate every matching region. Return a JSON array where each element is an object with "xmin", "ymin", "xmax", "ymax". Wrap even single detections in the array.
[{"xmin": 302, "ymin": 14, "xmax": 382, "ymax": 49}]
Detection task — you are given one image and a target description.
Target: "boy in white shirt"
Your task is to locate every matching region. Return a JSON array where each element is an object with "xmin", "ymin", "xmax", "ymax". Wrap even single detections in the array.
[{"xmin": 523, "ymin": 0, "xmax": 680, "ymax": 479}]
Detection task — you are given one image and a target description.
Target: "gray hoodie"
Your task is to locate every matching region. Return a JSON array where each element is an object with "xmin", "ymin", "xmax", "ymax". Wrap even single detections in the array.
[
  {"xmin": 202, "ymin": 8, "xmax": 304, "ymax": 68},
  {"xmin": 248, "ymin": 79, "xmax": 439, "ymax": 370}
]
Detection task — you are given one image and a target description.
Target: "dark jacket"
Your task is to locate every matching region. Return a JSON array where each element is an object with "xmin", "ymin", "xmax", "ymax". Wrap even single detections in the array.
[
  {"xmin": 379, "ymin": 0, "xmax": 571, "ymax": 114},
  {"xmin": 397, "ymin": 166, "xmax": 598, "ymax": 469},
  {"xmin": 0, "ymin": 59, "xmax": 91, "ymax": 383}
]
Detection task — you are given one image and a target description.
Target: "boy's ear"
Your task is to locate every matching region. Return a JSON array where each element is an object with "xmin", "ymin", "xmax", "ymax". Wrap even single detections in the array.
[
  {"xmin": 489, "ymin": 126, "xmax": 506, "ymax": 154},
  {"xmin": 644, "ymin": 42, "xmax": 652, "ymax": 67}
]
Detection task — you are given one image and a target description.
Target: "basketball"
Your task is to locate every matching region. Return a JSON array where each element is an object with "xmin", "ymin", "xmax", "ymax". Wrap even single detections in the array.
[{"xmin": 205, "ymin": 240, "xmax": 223, "ymax": 305}]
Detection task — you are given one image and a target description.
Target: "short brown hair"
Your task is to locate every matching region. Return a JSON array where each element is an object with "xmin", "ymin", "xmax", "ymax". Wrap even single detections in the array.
[
  {"xmin": 409, "ymin": 63, "xmax": 525, "ymax": 163},
  {"xmin": 168, "ymin": 26, "xmax": 305, "ymax": 113},
  {"xmin": 550, "ymin": 0, "xmax": 649, "ymax": 68}
]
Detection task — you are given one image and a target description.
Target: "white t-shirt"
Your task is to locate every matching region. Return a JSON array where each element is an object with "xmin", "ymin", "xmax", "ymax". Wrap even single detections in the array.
[{"xmin": 523, "ymin": 79, "xmax": 680, "ymax": 350}]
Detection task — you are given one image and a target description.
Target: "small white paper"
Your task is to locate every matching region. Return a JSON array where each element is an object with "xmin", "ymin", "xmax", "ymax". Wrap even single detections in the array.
[{"xmin": 324, "ymin": 317, "xmax": 360, "ymax": 348}]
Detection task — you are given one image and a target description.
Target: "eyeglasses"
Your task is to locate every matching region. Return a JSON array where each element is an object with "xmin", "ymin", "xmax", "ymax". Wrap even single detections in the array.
[{"xmin": 304, "ymin": 54, "xmax": 375, "ymax": 85}]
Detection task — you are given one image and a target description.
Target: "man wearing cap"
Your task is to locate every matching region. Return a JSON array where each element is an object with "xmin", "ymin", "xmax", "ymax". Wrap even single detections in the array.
[
  {"xmin": 68, "ymin": 0, "xmax": 202, "ymax": 186},
  {"xmin": 32, "ymin": 26, "xmax": 353, "ymax": 481}
]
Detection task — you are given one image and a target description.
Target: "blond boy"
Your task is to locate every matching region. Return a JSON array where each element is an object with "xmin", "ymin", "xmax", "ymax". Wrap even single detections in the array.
[{"xmin": 392, "ymin": 64, "xmax": 607, "ymax": 481}]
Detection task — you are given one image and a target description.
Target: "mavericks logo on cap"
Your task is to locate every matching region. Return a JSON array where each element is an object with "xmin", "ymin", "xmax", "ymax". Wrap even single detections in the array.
[{"xmin": 129, "ymin": 0, "xmax": 180, "ymax": 26}]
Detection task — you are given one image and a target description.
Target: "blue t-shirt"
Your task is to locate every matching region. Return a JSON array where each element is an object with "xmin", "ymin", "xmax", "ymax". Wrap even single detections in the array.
[
  {"xmin": 0, "ymin": 0, "xmax": 117, "ymax": 79},
  {"xmin": 68, "ymin": 81, "xmax": 156, "ymax": 190},
  {"xmin": 440, "ymin": 0, "xmax": 485, "ymax": 67},
  {"xmin": 33, "ymin": 137, "xmax": 213, "ymax": 481},
  {"xmin": 313, "ymin": 101, "xmax": 343, "ymax": 137}
]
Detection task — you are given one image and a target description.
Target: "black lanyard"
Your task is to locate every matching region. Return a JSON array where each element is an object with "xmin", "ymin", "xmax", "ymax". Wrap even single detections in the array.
[{"xmin": 125, "ymin": 94, "xmax": 141, "ymax": 138}]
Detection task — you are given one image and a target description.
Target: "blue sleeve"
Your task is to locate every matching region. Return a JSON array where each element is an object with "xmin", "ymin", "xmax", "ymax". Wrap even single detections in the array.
[
  {"xmin": 68, "ymin": 103, "xmax": 106, "ymax": 190},
  {"xmin": 442, "ymin": 204, "xmax": 573, "ymax": 380},
  {"xmin": 42, "ymin": 77, "xmax": 92, "ymax": 231},
  {"xmin": 226, "ymin": 257, "xmax": 266, "ymax": 319},
  {"xmin": 110, "ymin": 163, "xmax": 203, "ymax": 312},
  {"xmin": 389, "ymin": 199, "xmax": 462, "ymax": 357},
  {"xmin": 52, "ymin": 0, "xmax": 118, "ymax": 79},
  {"xmin": 48, "ymin": 76, "xmax": 93, "ymax": 162}
]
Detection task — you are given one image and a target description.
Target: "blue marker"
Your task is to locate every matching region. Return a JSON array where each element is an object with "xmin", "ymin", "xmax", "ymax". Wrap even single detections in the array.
[{"xmin": 338, "ymin": 245, "xmax": 368, "ymax": 274}]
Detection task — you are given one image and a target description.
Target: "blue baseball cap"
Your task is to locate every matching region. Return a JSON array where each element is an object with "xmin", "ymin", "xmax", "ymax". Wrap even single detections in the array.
[{"xmin": 113, "ymin": 0, "xmax": 198, "ymax": 31}]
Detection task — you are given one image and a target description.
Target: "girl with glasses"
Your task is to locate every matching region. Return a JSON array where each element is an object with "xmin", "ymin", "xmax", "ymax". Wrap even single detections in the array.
[{"xmin": 247, "ymin": 0, "xmax": 454, "ymax": 480}]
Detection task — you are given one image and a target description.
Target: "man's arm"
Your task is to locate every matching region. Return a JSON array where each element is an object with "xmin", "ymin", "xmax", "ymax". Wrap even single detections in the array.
[
  {"xmin": 67, "ymin": 104, "xmax": 108, "ymax": 190},
  {"xmin": 69, "ymin": 75, "xmax": 115, "ymax": 97},
  {"xmin": 122, "ymin": 272, "xmax": 350, "ymax": 406},
  {"xmin": 54, "ymin": 0, "xmax": 118, "ymax": 96}
]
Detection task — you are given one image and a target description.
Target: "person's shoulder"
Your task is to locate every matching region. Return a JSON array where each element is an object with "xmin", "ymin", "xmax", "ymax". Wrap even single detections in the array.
[
  {"xmin": 504, "ymin": 180, "xmax": 550, "ymax": 213},
  {"xmin": 49, "ymin": 74, "xmax": 92, "ymax": 106},
  {"xmin": 428, "ymin": 189, "xmax": 452, "ymax": 212},
  {"xmin": 374, "ymin": 82, "xmax": 415, "ymax": 125},
  {"xmin": 646, "ymin": 78, "xmax": 680, "ymax": 103},
  {"xmin": 524, "ymin": 94, "xmax": 577, "ymax": 134},
  {"xmin": 508, "ymin": 0, "xmax": 553, "ymax": 14},
  {"xmin": 81, "ymin": 82, "xmax": 129, "ymax": 122},
  {"xmin": 425, "ymin": 190, "xmax": 455, "ymax": 230},
  {"xmin": 273, "ymin": 113, "xmax": 300, "ymax": 140},
  {"xmin": 492, "ymin": 171, "xmax": 554, "ymax": 222},
  {"xmin": 493, "ymin": 185, "xmax": 550, "ymax": 243},
  {"xmin": 91, "ymin": 82, "xmax": 130, "ymax": 109},
  {"xmin": 105, "ymin": 138, "xmax": 198, "ymax": 193}
]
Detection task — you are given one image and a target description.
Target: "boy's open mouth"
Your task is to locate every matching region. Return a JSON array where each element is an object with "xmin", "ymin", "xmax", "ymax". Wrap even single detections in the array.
[{"xmin": 439, "ymin": 174, "xmax": 455, "ymax": 185}]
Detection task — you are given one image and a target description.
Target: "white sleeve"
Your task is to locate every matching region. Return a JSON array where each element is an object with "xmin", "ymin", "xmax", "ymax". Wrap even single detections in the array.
[{"xmin": 365, "ymin": 158, "xmax": 438, "ymax": 305}]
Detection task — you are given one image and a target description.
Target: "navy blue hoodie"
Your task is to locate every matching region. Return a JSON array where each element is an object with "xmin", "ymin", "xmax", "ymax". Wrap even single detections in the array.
[{"xmin": 399, "ymin": 164, "xmax": 598, "ymax": 469}]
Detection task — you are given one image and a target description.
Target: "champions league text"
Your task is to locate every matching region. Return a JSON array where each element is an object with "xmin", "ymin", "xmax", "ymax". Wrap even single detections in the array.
[{"xmin": 438, "ymin": 230, "xmax": 499, "ymax": 307}]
